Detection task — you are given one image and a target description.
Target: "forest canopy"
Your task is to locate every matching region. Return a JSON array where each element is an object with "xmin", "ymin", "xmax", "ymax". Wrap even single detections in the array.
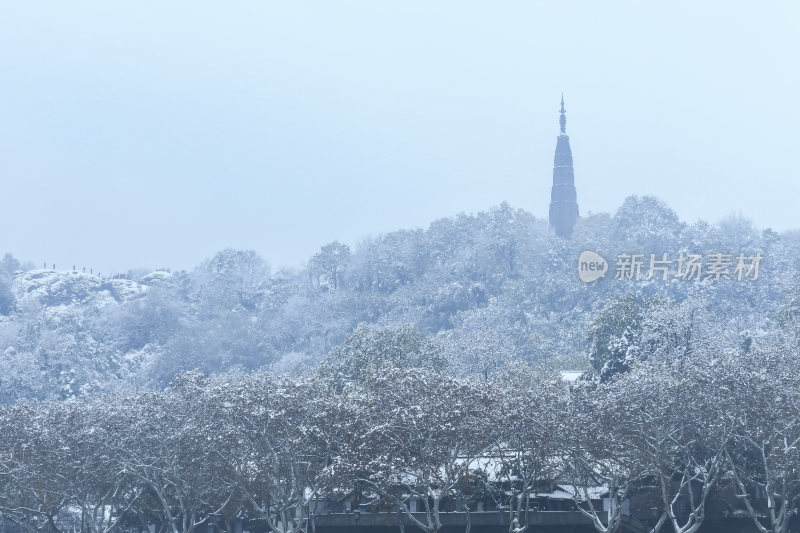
[{"xmin": 0, "ymin": 196, "xmax": 798, "ymax": 402}]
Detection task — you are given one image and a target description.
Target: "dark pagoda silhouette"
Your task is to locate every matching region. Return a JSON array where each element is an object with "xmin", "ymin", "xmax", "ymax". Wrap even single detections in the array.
[{"xmin": 548, "ymin": 95, "xmax": 579, "ymax": 238}]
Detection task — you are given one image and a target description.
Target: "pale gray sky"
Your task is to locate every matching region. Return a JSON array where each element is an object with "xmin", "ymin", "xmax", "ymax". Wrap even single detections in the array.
[{"xmin": 1, "ymin": 1, "xmax": 798, "ymax": 274}]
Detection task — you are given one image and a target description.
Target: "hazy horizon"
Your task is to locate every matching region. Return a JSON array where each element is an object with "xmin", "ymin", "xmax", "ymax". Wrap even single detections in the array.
[
  {"xmin": 2, "ymin": 2, "xmax": 798, "ymax": 273},
  {"xmin": 3, "ymin": 196, "xmax": 792, "ymax": 276}
]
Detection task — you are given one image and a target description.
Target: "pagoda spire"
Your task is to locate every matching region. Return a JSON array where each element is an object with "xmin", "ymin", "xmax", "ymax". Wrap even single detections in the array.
[{"xmin": 548, "ymin": 95, "xmax": 579, "ymax": 238}]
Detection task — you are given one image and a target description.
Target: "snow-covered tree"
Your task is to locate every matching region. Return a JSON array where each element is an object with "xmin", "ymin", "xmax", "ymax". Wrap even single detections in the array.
[
  {"xmin": 492, "ymin": 365, "xmax": 567, "ymax": 533},
  {"xmin": 722, "ymin": 344, "xmax": 800, "ymax": 533},
  {"xmin": 308, "ymin": 241, "xmax": 351, "ymax": 291},
  {"xmin": 322, "ymin": 368, "xmax": 495, "ymax": 533},
  {"xmin": 319, "ymin": 323, "xmax": 446, "ymax": 386},
  {"xmin": 599, "ymin": 357, "xmax": 731, "ymax": 533}
]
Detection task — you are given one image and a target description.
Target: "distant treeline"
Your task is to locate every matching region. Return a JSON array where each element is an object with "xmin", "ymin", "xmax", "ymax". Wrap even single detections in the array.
[{"xmin": 0, "ymin": 196, "xmax": 799, "ymax": 402}]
